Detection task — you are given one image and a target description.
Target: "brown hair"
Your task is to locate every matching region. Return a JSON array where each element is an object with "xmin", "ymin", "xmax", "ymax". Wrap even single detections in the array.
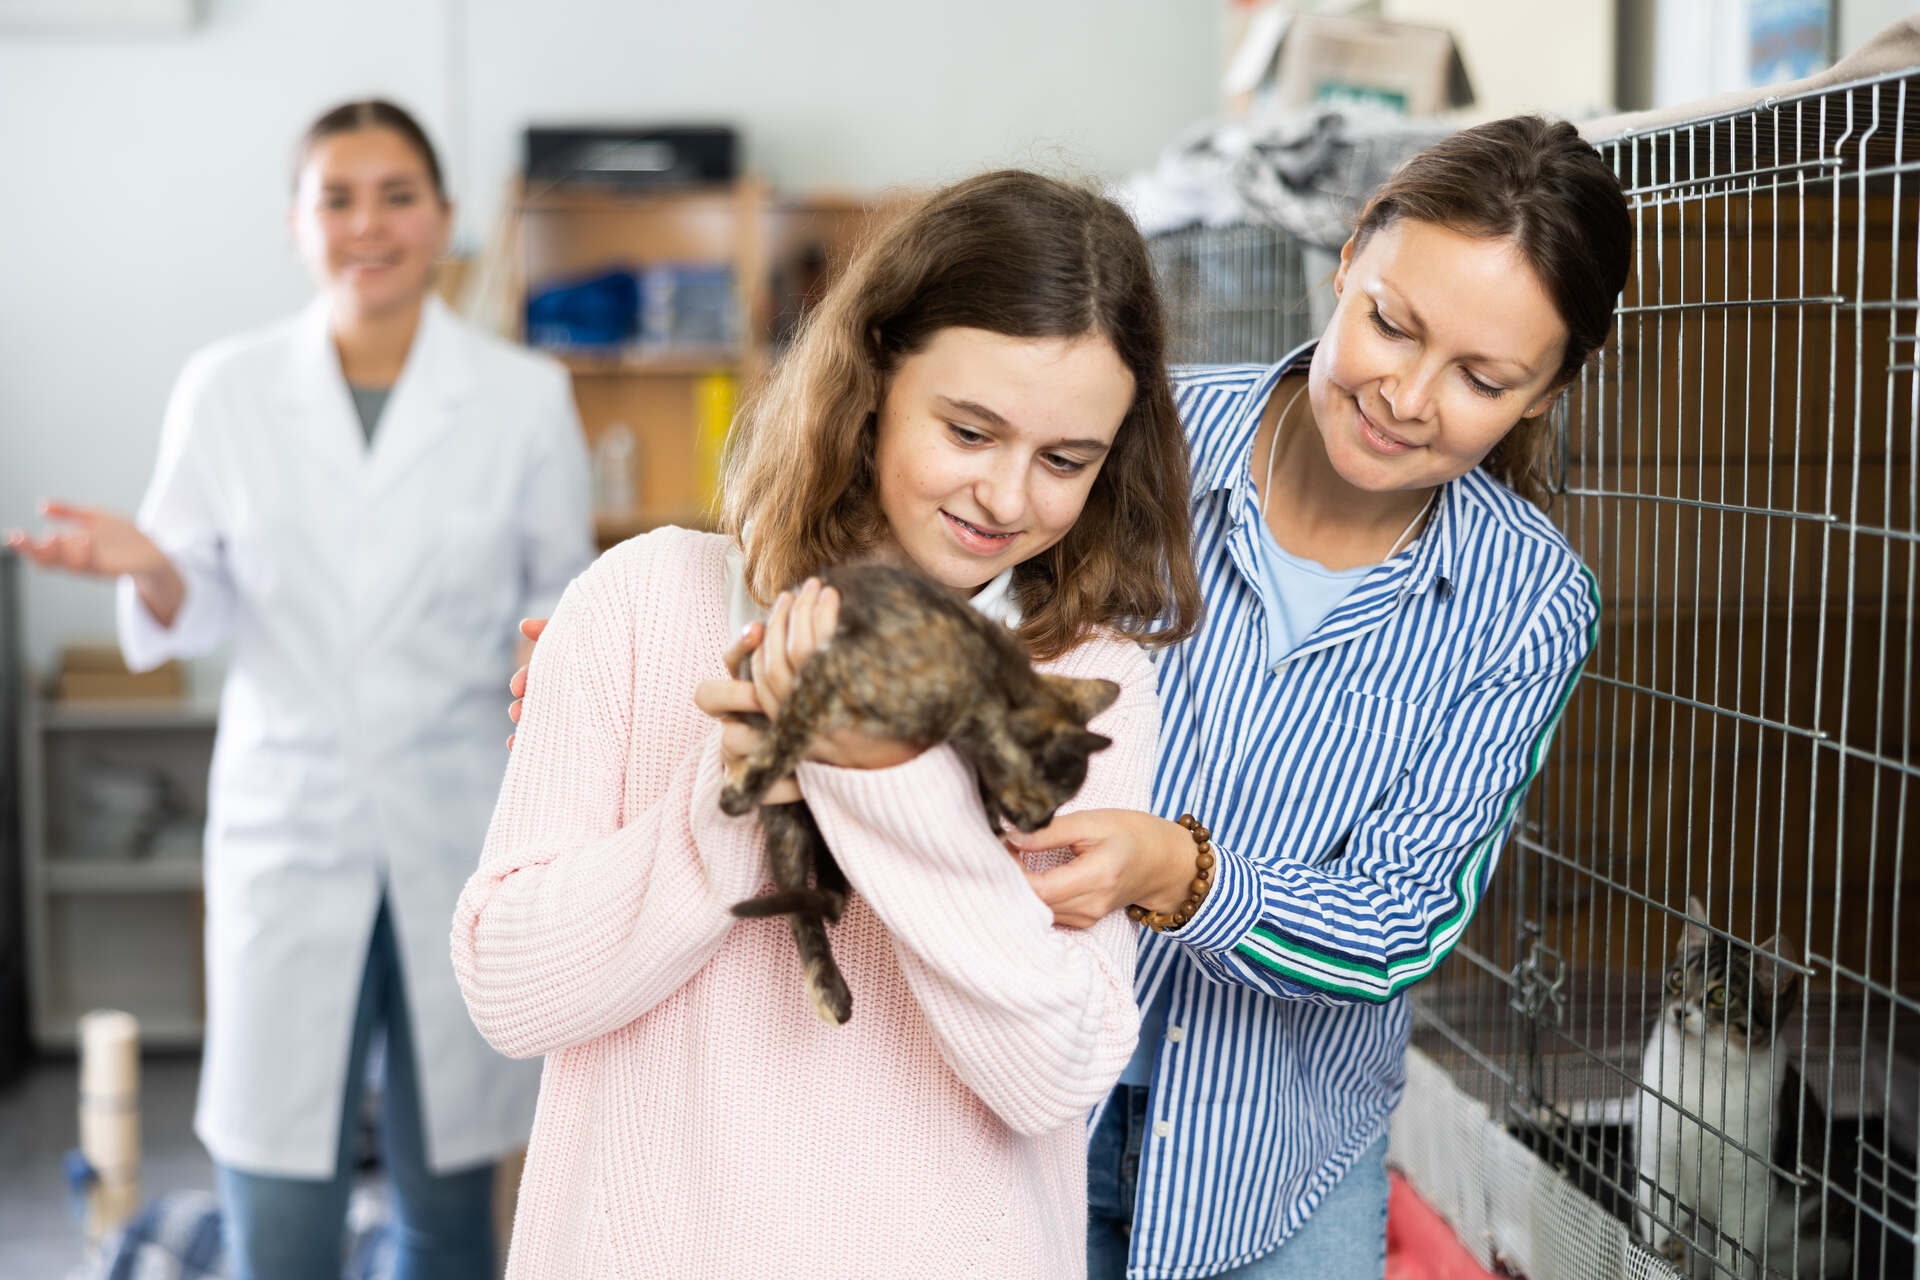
[
  {"xmin": 721, "ymin": 170, "xmax": 1202, "ymax": 661},
  {"xmin": 293, "ymin": 99, "xmax": 447, "ymax": 202},
  {"xmin": 1351, "ymin": 115, "xmax": 1630, "ymax": 507}
]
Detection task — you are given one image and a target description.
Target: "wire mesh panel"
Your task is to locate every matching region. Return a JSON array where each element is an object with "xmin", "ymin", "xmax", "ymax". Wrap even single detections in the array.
[
  {"xmin": 1409, "ymin": 72, "xmax": 1919, "ymax": 1280},
  {"xmin": 1150, "ymin": 224, "xmax": 1317, "ymax": 364}
]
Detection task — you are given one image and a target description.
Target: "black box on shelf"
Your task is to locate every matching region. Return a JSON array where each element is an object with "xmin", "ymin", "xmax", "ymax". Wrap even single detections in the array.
[{"xmin": 523, "ymin": 125, "xmax": 738, "ymax": 192}]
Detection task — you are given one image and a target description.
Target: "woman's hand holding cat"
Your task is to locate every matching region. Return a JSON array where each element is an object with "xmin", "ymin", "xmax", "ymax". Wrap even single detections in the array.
[
  {"xmin": 506, "ymin": 618, "xmax": 544, "ymax": 749},
  {"xmin": 695, "ymin": 622, "xmax": 804, "ymax": 804},
  {"xmin": 694, "ymin": 582, "xmax": 918, "ymax": 787},
  {"xmin": 757, "ymin": 581, "xmax": 920, "ymax": 771},
  {"xmin": 742, "ymin": 579, "xmax": 837, "ymax": 716},
  {"xmin": 1006, "ymin": 810, "xmax": 1201, "ymax": 930}
]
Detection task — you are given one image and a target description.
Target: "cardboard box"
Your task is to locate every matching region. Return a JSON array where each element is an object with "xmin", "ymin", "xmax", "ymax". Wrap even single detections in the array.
[
  {"xmin": 55, "ymin": 645, "xmax": 184, "ymax": 702},
  {"xmin": 1224, "ymin": 6, "xmax": 1475, "ymax": 119}
]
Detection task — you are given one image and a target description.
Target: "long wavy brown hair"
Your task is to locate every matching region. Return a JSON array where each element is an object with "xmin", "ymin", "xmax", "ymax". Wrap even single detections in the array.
[
  {"xmin": 721, "ymin": 170, "xmax": 1201, "ymax": 661},
  {"xmin": 1351, "ymin": 116, "xmax": 1631, "ymax": 507}
]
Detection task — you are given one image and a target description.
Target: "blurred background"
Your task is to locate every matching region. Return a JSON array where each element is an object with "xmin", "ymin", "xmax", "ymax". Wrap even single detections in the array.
[
  {"xmin": 2, "ymin": 1, "xmax": 1916, "ymax": 1277},
  {"xmin": 2, "ymin": 0, "xmax": 1908, "ymax": 685}
]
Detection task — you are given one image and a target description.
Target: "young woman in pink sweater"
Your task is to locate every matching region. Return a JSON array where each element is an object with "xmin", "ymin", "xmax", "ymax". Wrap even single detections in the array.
[{"xmin": 453, "ymin": 170, "xmax": 1202, "ymax": 1277}]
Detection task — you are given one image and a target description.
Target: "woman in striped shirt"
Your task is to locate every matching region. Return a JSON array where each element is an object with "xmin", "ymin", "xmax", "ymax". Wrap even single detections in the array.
[{"xmin": 1008, "ymin": 117, "xmax": 1633, "ymax": 1279}]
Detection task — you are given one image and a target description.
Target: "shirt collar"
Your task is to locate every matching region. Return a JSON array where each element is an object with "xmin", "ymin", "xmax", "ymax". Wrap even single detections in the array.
[
  {"xmin": 1192, "ymin": 342, "xmax": 1312, "ymax": 499},
  {"xmin": 967, "ymin": 565, "xmax": 1023, "ymax": 626},
  {"xmin": 1404, "ymin": 475, "xmax": 1459, "ymax": 598}
]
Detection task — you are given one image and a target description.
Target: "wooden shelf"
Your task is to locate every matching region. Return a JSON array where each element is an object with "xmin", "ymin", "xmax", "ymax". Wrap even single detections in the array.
[
  {"xmin": 559, "ymin": 348, "xmax": 742, "ymax": 377},
  {"xmin": 517, "ymin": 183, "xmax": 744, "ymax": 214},
  {"xmin": 25, "ymin": 692, "xmax": 214, "ymax": 1051},
  {"xmin": 772, "ymin": 191, "xmax": 877, "ymax": 215},
  {"xmin": 40, "ymin": 698, "xmax": 219, "ymax": 731},
  {"xmin": 46, "ymin": 858, "xmax": 202, "ymax": 894},
  {"xmin": 516, "ymin": 179, "xmax": 887, "ymax": 549},
  {"xmin": 34, "ymin": 1009, "xmax": 204, "ymax": 1052}
]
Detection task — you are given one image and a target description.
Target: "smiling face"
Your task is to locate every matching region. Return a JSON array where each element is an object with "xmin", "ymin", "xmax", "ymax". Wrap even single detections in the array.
[
  {"xmin": 870, "ymin": 326, "xmax": 1134, "ymax": 594},
  {"xmin": 1308, "ymin": 219, "xmax": 1569, "ymax": 496},
  {"xmin": 290, "ymin": 125, "xmax": 450, "ymax": 320}
]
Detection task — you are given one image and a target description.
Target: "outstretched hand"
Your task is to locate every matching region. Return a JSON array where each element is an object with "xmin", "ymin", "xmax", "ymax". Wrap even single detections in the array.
[
  {"xmin": 8, "ymin": 499, "xmax": 185, "ymax": 626},
  {"xmin": 6, "ymin": 500, "xmax": 169, "ymax": 579}
]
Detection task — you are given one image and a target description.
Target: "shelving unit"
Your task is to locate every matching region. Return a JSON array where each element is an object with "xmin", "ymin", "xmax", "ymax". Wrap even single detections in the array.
[
  {"xmin": 20, "ymin": 696, "xmax": 214, "ymax": 1051},
  {"xmin": 512, "ymin": 179, "xmax": 891, "ymax": 546}
]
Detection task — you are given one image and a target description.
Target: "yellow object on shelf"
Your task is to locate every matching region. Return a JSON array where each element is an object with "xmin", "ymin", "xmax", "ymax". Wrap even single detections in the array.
[{"xmin": 694, "ymin": 370, "xmax": 737, "ymax": 510}]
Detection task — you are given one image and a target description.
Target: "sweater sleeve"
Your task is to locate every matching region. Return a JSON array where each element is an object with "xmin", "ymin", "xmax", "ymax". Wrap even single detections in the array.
[
  {"xmin": 450, "ymin": 535, "xmax": 766, "ymax": 1058},
  {"xmin": 793, "ymin": 638, "xmax": 1155, "ymax": 1137},
  {"xmin": 1171, "ymin": 566, "xmax": 1599, "ymax": 1006}
]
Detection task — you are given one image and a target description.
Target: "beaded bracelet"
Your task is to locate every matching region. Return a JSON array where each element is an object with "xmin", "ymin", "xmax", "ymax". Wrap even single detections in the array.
[{"xmin": 1125, "ymin": 814, "xmax": 1216, "ymax": 933}]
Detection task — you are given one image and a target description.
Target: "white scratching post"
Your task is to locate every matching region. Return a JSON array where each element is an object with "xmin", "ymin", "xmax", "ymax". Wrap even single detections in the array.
[{"xmin": 77, "ymin": 1009, "xmax": 142, "ymax": 1241}]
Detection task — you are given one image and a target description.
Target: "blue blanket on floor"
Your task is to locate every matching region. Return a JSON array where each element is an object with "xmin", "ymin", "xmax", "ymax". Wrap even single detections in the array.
[{"xmin": 96, "ymin": 1190, "xmax": 393, "ymax": 1280}]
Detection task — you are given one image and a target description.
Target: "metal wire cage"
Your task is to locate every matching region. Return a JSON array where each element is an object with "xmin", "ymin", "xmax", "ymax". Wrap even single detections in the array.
[
  {"xmin": 1149, "ymin": 224, "xmax": 1319, "ymax": 365},
  {"xmin": 1405, "ymin": 72, "xmax": 1920, "ymax": 1280}
]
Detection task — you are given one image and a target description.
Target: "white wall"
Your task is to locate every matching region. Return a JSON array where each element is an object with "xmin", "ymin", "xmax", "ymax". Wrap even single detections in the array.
[
  {"xmin": 1841, "ymin": 0, "xmax": 1920, "ymax": 59},
  {"xmin": 0, "ymin": 0, "xmax": 1220, "ymax": 675}
]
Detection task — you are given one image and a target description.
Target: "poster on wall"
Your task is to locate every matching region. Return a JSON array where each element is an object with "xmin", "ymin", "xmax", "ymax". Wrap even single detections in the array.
[{"xmin": 1749, "ymin": 0, "xmax": 1833, "ymax": 86}]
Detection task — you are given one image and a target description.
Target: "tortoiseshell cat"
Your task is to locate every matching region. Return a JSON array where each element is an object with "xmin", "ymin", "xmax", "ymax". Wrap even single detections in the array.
[
  {"xmin": 1636, "ymin": 897, "xmax": 1812, "ymax": 1278},
  {"xmin": 718, "ymin": 563, "xmax": 1120, "ymax": 1026}
]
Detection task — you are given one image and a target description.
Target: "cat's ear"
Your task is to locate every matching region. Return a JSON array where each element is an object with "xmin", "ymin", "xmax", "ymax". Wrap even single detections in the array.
[
  {"xmin": 1043, "ymin": 675, "xmax": 1120, "ymax": 724},
  {"xmin": 1037, "ymin": 727, "xmax": 1111, "ymax": 786},
  {"xmin": 1751, "ymin": 934, "xmax": 1800, "ymax": 998},
  {"xmin": 1684, "ymin": 895, "xmax": 1711, "ymax": 949},
  {"xmin": 1075, "ymin": 729, "xmax": 1112, "ymax": 756}
]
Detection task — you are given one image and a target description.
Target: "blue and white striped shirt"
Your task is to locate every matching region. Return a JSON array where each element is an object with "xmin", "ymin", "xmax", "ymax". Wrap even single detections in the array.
[{"xmin": 1108, "ymin": 349, "xmax": 1598, "ymax": 1278}]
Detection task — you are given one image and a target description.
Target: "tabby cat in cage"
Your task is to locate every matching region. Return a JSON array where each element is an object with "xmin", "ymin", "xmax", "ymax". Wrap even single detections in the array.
[
  {"xmin": 719, "ymin": 562, "xmax": 1120, "ymax": 1026},
  {"xmin": 1634, "ymin": 897, "xmax": 1845, "ymax": 1279}
]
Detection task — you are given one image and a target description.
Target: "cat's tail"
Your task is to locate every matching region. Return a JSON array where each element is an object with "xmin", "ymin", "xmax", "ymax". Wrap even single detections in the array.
[{"xmin": 789, "ymin": 914, "xmax": 853, "ymax": 1025}]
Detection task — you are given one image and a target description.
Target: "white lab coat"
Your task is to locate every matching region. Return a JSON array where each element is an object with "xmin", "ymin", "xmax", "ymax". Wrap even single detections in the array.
[{"xmin": 117, "ymin": 296, "xmax": 593, "ymax": 1178}]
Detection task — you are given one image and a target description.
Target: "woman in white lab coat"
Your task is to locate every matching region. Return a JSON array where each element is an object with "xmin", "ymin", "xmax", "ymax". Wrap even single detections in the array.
[{"xmin": 8, "ymin": 99, "xmax": 592, "ymax": 1279}]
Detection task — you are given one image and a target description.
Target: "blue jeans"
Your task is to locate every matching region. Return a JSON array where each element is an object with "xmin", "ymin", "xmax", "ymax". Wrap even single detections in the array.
[
  {"xmin": 1087, "ymin": 1084, "xmax": 1389, "ymax": 1280},
  {"xmin": 216, "ymin": 897, "xmax": 495, "ymax": 1280}
]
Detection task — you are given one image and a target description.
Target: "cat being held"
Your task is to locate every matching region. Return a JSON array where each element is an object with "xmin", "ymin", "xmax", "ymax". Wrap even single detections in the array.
[{"xmin": 719, "ymin": 562, "xmax": 1119, "ymax": 1027}]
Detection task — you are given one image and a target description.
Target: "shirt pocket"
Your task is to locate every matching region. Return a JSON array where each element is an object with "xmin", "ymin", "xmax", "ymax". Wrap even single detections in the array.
[{"xmin": 1322, "ymin": 688, "xmax": 1432, "ymax": 745}]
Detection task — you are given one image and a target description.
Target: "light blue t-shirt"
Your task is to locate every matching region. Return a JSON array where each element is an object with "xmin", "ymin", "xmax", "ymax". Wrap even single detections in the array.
[
  {"xmin": 1249, "ymin": 515, "xmax": 1375, "ymax": 668},
  {"xmin": 1118, "ymin": 514, "xmax": 1373, "ymax": 1087}
]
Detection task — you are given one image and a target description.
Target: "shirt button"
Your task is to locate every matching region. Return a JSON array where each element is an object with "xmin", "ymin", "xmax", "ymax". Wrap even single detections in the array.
[
  {"xmin": 1153, "ymin": 1120, "xmax": 1173, "ymax": 1139},
  {"xmin": 1167, "ymin": 1025, "xmax": 1185, "ymax": 1043}
]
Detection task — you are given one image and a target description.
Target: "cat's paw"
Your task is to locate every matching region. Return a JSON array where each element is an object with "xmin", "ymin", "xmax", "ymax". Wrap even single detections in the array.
[
  {"xmin": 1657, "ymin": 1233, "xmax": 1687, "ymax": 1266},
  {"xmin": 718, "ymin": 779, "xmax": 757, "ymax": 816}
]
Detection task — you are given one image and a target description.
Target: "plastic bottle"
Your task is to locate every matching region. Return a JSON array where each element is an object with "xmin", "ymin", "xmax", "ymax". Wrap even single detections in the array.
[{"xmin": 593, "ymin": 422, "xmax": 637, "ymax": 516}]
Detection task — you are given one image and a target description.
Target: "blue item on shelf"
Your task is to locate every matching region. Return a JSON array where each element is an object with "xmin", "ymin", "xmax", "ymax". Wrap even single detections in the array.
[
  {"xmin": 525, "ymin": 268, "xmax": 640, "ymax": 349},
  {"xmin": 639, "ymin": 263, "xmax": 737, "ymax": 349}
]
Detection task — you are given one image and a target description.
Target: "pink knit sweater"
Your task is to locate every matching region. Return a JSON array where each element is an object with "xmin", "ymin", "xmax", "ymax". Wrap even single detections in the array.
[{"xmin": 451, "ymin": 529, "xmax": 1156, "ymax": 1278}]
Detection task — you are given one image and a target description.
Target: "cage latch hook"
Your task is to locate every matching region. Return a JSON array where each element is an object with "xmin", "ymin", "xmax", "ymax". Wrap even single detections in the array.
[{"xmin": 1509, "ymin": 922, "xmax": 1567, "ymax": 1028}]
